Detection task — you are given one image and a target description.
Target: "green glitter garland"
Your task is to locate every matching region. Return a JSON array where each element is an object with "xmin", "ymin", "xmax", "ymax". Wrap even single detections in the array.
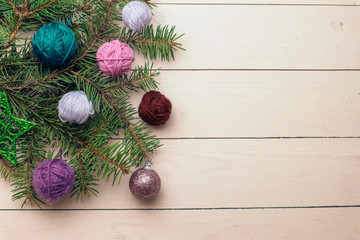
[{"xmin": 0, "ymin": 92, "xmax": 36, "ymax": 166}]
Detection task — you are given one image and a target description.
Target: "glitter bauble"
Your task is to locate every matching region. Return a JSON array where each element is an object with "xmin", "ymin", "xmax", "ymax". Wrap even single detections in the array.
[{"xmin": 129, "ymin": 168, "xmax": 161, "ymax": 200}]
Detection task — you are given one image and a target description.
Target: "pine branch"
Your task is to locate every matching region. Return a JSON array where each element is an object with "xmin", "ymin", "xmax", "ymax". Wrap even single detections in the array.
[
  {"xmin": 5, "ymin": 90, "xmax": 131, "ymax": 175},
  {"xmin": 25, "ymin": 132, "xmax": 34, "ymax": 203},
  {"xmin": 6, "ymin": 0, "xmax": 16, "ymax": 11},
  {"xmin": 103, "ymin": 62, "xmax": 159, "ymax": 93},
  {"xmin": 5, "ymin": 0, "xmax": 116, "ymax": 90},
  {"xmin": 70, "ymin": 147, "xmax": 100, "ymax": 201},
  {"xmin": 0, "ymin": 62, "xmax": 13, "ymax": 68},
  {"xmin": 80, "ymin": 139, "xmax": 130, "ymax": 174},
  {"xmin": 88, "ymin": 122, "xmax": 109, "ymax": 138},
  {"xmin": 0, "ymin": 158, "xmax": 14, "ymax": 181},
  {"xmin": 1, "ymin": 0, "xmax": 71, "ymax": 50},
  {"xmin": 11, "ymin": 123, "xmax": 47, "ymax": 208},
  {"xmin": 5, "ymin": 13, "xmax": 23, "ymax": 49},
  {"xmin": 71, "ymin": 71, "xmax": 152, "ymax": 161},
  {"xmin": 118, "ymin": 25, "xmax": 185, "ymax": 61},
  {"xmin": 41, "ymin": 115, "xmax": 131, "ymax": 174},
  {"xmin": 65, "ymin": 3, "xmax": 92, "ymax": 14},
  {"xmin": 26, "ymin": 0, "xmax": 62, "ymax": 16},
  {"xmin": 0, "ymin": 0, "xmax": 183, "ymax": 206},
  {"xmin": 11, "ymin": 164, "xmax": 43, "ymax": 208}
]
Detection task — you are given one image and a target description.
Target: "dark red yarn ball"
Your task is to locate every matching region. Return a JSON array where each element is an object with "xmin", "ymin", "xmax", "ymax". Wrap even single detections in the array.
[{"xmin": 138, "ymin": 91, "xmax": 172, "ymax": 126}]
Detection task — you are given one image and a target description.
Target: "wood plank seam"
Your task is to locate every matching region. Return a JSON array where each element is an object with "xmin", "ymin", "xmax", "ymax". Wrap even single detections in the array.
[
  {"xmin": 154, "ymin": 3, "xmax": 360, "ymax": 6},
  {"xmin": 1, "ymin": 205, "xmax": 360, "ymax": 211}
]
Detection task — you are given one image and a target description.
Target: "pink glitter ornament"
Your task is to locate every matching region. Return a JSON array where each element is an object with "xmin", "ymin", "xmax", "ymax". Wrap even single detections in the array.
[
  {"xmin": 129, "ymin": 160, "xmax": 161, "ymax": 200},
  {"xmin": 96, "ymin": 40, "xmax": 134, "ymax": 77}
]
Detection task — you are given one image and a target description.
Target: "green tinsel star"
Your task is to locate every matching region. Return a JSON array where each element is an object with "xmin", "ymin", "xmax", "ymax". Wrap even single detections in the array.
[{"xmin": 0, "ymin": 92, "xmax": 36, "ymax": 166}]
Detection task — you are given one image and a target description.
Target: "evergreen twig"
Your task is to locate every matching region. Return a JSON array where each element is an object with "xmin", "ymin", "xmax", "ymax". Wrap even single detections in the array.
[
  {"xmin": 0, "ymin": 0, "xmax": 183, "ymax": 206},
  {"xmin": 71, "ymin": 70, "xmax": 152, "ymax": 161}
]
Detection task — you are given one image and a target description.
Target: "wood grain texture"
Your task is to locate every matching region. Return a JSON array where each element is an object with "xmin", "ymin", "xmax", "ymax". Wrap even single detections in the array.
[
  {"xmin": 0, "ymin": 208, "xmax": 359, "ymax": 240},
  {"xmin": 133, "ymin": 5, "xmax": 360, "ymax": 70},
  {"xmin": 153, "ymin": 0, "xmax": 360, "ymax": 5},
  {"xmin": 1, "ymin": 1, "xmax": 360, "ymax": 239},
  {"xmin": 1, "ymin": 139, "xmax": 360, "ymax": 209},
  {"xmin": 128, "ymin": 71, "xmax": 360, "ymax": 138}
]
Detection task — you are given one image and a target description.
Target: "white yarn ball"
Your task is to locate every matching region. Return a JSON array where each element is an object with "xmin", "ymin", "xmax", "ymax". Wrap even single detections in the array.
[
  {"xmin": 58, "ymin": 91, "xmax": 94, "ymax": 124},
  {"xmin": 118, "ymin": 1, "xmax": 152, "ymax": 31}
]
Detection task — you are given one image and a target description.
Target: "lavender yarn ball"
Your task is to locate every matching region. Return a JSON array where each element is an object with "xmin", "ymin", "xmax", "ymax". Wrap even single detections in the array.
[
  {"xmin": 129, "ymin": 168, "xmax": 161, "ymax": 200},
  {"xmin": 118, "ymin": 1, "xmax": 152, "ymax": 31},
  {"xmin": 58, "ymin": 91, "xmax": 94, "ymax": 124},
  {"xmin": 32, "ymin": 158, "xmax": 75, "ymax": 204}
]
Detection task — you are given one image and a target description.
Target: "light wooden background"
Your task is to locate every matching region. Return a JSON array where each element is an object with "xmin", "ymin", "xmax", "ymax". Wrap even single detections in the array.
[{"xmin": 1, "ymin": 0, "xmax": 360, "ymax": 239}]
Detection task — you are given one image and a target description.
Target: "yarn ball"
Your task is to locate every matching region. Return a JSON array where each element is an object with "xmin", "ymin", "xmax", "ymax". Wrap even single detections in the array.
[
  {"xmin": 129, "ymin": 168, "xmax": 161, "ymax": 200},
  {"xmin": 96, "ymin": 40, "xmax": 134, "ymax": 77},
  {"xmin": 32, "ymin": 158, "xmax": 75, "ymax": 204},
  {"xmin": 120, "ymin": 1, "xmax": 152, "ymax": 31},
  {"xmin": 138, "ymin": 91, "xmax": 172, "ymax": 126},
  {"xmin": 32, "ymin": 21, "xmax": 77, "ymax": 67},
  {"xmin": 58, "ymin": 91, "xmax": 94, "ymax": 124}
]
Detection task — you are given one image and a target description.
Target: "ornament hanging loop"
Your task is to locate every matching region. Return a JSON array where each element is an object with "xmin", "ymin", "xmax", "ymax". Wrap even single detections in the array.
[{"xmin": 144, "ymin": 151, "xmax": 155, "ymax": 170}]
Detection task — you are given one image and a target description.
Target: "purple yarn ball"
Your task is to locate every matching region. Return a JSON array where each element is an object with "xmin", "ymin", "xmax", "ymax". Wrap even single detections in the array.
[{"xmin": 32, "ymin": 158, "xmax": 75, "ymax": 204}]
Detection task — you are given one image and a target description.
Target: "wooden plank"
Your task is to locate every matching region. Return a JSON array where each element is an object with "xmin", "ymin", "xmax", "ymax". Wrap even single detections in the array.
[
  {"xmin": 1, "ymin": 139, "xmax": 360, "ymax": 209},
  {"xmin": 0, "ymin": 208, "xmax": 359, "ymax": 239},
  {"xmin": 128, "ymin": 71, "xmax": 360, "ymax": 138},
  {"xmin": 133, "ymin": 5, "xmax": 360, "ymax": 69},
  {"xmin": 153, "ymin": 0, "xmax": 360, "ymax": 5}
]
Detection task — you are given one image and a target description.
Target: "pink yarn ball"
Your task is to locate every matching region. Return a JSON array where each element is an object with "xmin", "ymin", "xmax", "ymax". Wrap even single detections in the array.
[{"xmin": 96, "ymin": 40, "xmax": 134, "ymax": 77}]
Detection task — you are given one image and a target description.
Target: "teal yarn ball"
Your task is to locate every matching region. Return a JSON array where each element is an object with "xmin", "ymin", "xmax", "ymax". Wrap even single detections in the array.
[{"xmin": 32, "ymin": 22, "xmax": 77, "ymax": 67}]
